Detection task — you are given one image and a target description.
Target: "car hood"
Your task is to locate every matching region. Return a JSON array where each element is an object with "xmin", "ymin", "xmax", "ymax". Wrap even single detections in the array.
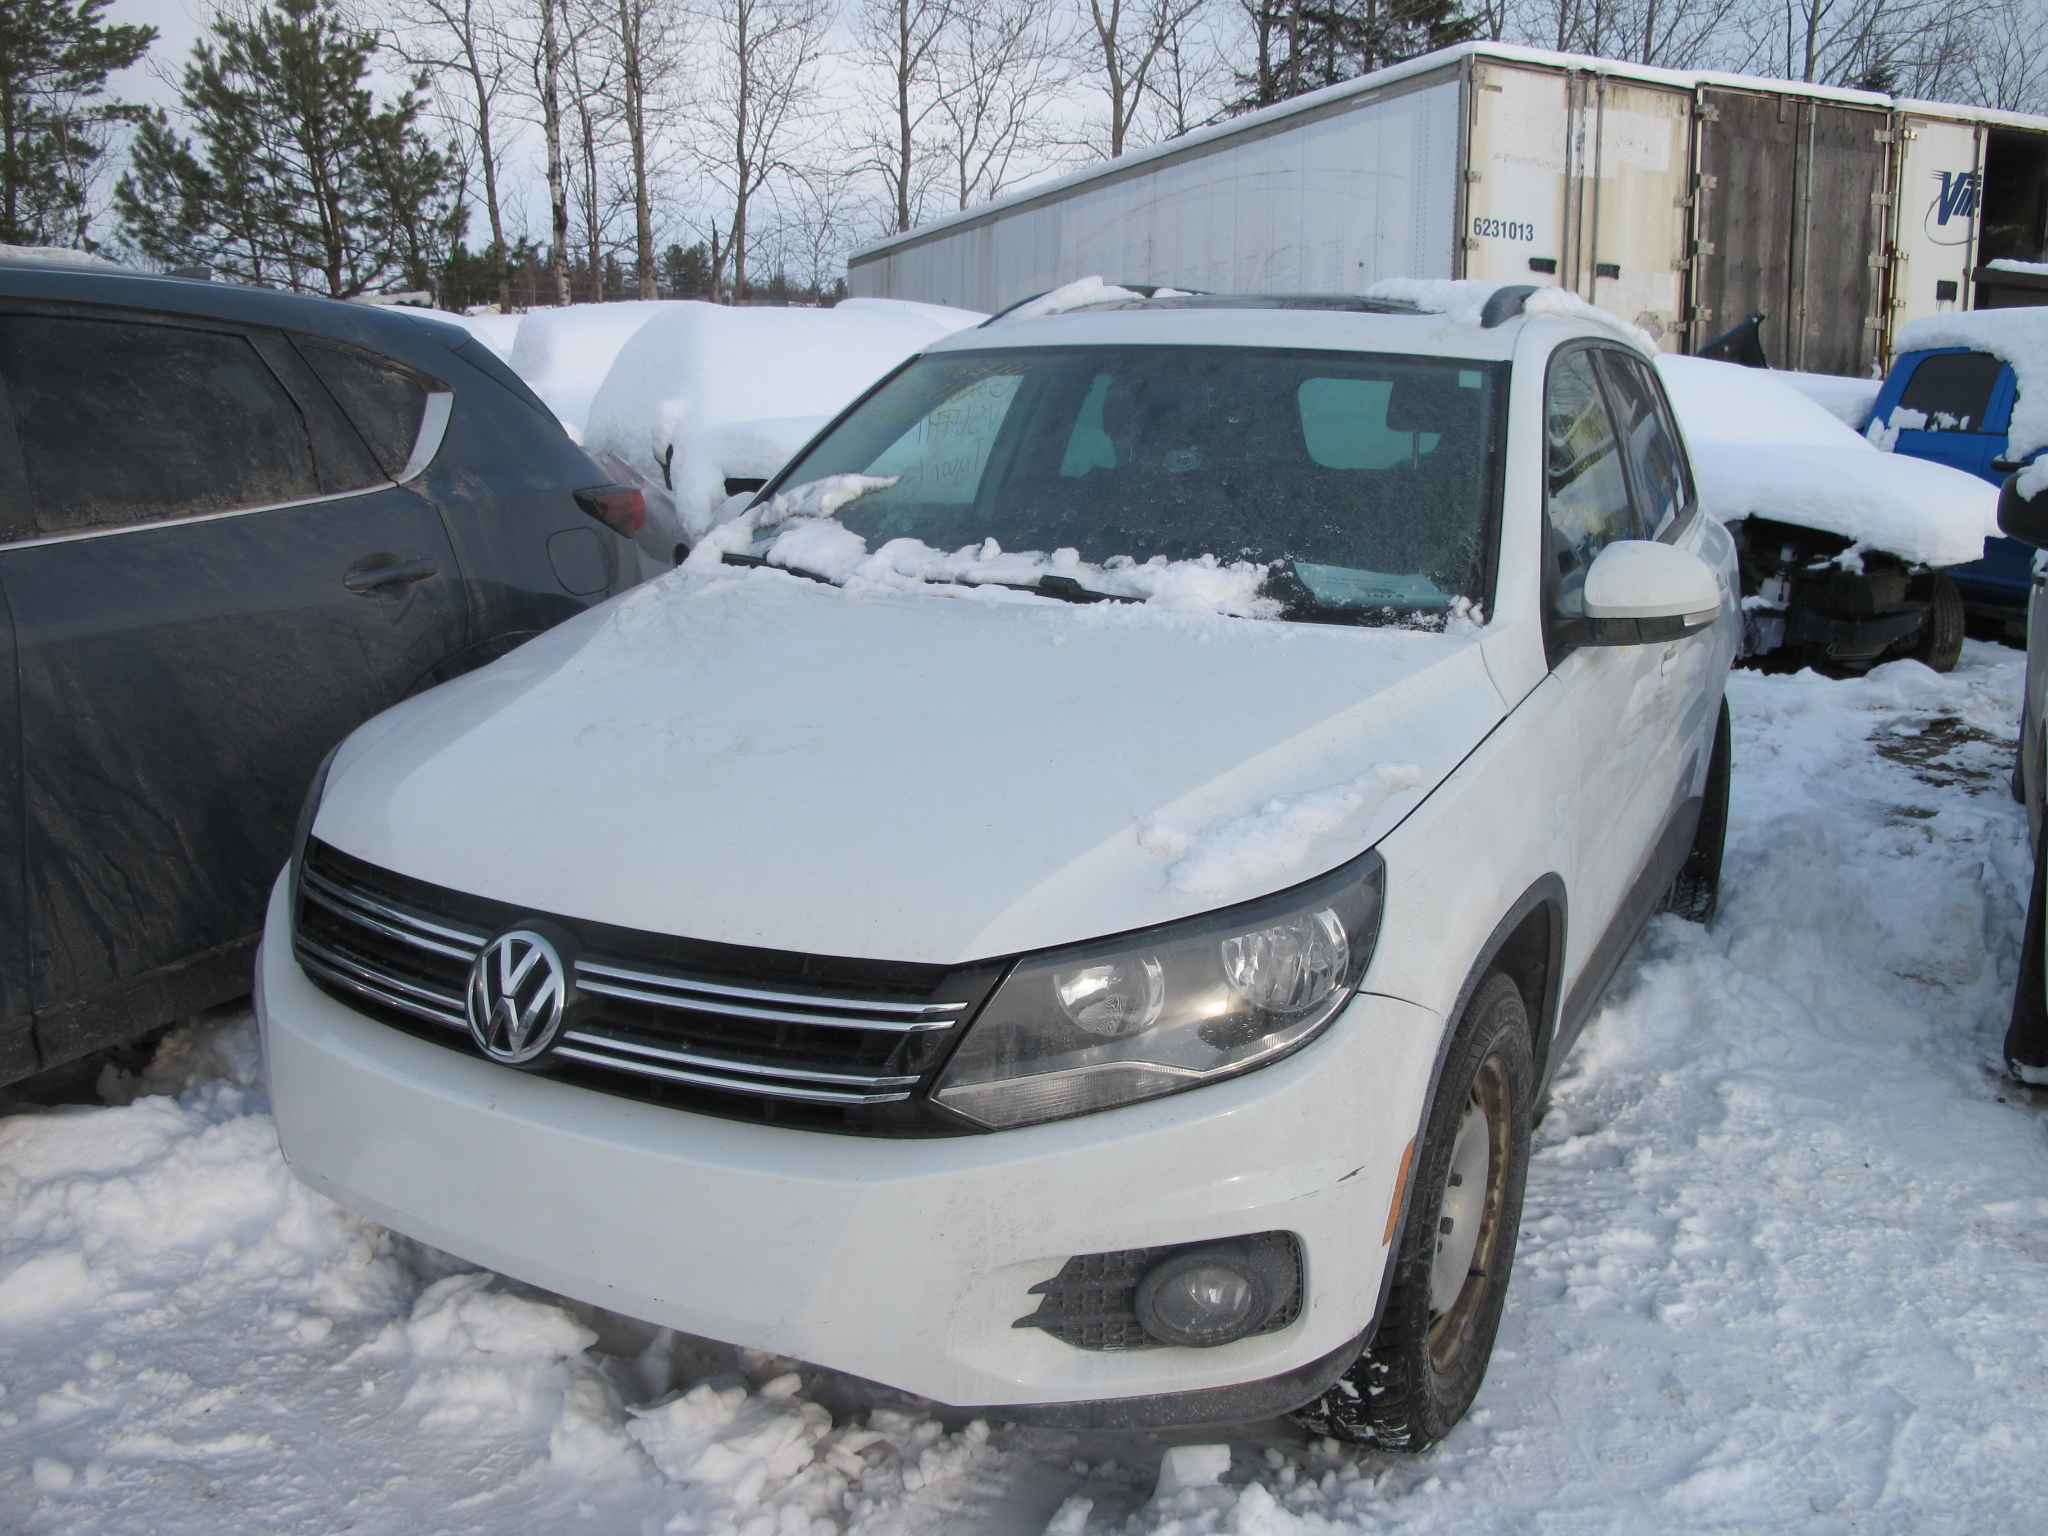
[{"xmin": 315, "ymin": 568, "xmax": 1507, "ymax": 964}]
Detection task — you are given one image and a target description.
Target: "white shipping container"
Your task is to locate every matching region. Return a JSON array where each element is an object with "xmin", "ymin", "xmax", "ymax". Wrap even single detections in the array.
[{"xmin": 849, "ymin": 43, "xmax": 2048, "ymax": 372}]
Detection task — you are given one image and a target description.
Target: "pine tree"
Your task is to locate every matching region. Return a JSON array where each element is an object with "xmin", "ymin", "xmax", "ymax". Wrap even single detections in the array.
[
  {"xmin": 0, "ymin": 0, "xmax": 155, "ymax": 248},
  {"xmin": 1230, "ymin": 0, "xmax": 1477, "ymax": 115},
  {"xmin": 115, "ymin": 0, "xmax": 455, "ymax": 297}
]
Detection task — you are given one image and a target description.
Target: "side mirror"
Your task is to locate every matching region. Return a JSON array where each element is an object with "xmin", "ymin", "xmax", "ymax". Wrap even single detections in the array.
[
  {"xmin": 1580, "ymin": 540, "xmax": 1722, "ymax": 645},
  {"xmin": 1998, "ymin": 472, "xmax": 2048, "ymax": 548}
]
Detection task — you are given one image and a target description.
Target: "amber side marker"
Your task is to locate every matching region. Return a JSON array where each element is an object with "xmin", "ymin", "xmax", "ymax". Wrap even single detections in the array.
[{"xmin": 1382, "ymin": 1137, "xmax": 1417, "ymax": 1246}]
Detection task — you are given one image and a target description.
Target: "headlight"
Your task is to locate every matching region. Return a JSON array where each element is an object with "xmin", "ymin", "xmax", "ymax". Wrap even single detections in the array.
[
  {"xmin": 932, "ymin": 850, "xmax": 1384, "ymax": 1130},
  {"xmin": 288, "ymin": 742, "xmax": 342, "ymax": 915}
]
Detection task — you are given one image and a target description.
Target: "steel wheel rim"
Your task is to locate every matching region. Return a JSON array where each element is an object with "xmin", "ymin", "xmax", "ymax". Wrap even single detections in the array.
[{"xmin": 1426, "ymin": 1052, "xmax": 1512, "ymax": 1372}]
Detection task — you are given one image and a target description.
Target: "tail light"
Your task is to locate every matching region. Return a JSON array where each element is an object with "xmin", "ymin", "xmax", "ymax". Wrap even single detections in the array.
[{"xmin": 574, "ymin": 483, "xmax": 646, "ymax": 538}]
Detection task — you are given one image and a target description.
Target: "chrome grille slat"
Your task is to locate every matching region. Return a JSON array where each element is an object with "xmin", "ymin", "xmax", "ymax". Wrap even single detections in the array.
[
  {"xmin": 575, "ymin": 975, "xmax": 953, "ymax": 1034},
  {"xmin": 559, "ymin": 1029, "xmax": 922, "ymax": 1088},
  {"xmin": 574, "ymin": 959, "xmax": 964, "ymax": 1018},
  {"xmin": 292, "ymin": 844, "xmax": 976, "ymax": 1125},
  {"xmin": 300, "ymin": 872, "xmax": 481, "ymax": 962},
  {"xmin": 297, "ymin": 950, "xmax": 467, "ymax": 1032},
  {"xmin": 549, "ymin": 1046, "xmax": 912, "ymax": 1104}
]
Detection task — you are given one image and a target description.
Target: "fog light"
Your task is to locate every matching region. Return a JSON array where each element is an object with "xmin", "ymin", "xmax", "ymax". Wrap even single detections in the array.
[{"xmin": 1134, "ymin": 1238, "xmax": 1297, "ymax": 1348}]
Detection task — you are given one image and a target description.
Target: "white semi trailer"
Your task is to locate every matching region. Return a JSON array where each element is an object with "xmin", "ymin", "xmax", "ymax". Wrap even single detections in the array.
[{"xmin": 846, "ymin": 41, "xmax": 2048, "ymax": 376}]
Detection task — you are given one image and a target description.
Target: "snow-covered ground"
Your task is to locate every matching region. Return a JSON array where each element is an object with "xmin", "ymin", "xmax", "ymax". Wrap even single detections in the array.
[{"xmin": 6, "ymin": 644, "xmax": 2047, "ymax": 1535}]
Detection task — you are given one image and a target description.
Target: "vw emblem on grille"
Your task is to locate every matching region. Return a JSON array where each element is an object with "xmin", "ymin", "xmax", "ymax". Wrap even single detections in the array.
[{"xmin": 466, "ymin": 928, "xmax": 570, "ymax": 1065}]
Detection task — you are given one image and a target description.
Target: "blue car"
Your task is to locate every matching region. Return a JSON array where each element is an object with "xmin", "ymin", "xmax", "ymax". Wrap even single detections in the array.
[{"xmin": 1869, "ymin": 345, "xmax": 2035, "ymax": 628}]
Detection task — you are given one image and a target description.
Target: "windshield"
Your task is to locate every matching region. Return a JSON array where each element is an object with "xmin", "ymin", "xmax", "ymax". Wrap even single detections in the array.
[{"xmin": 749, "ymin": 344, "xmax": 1505, "ymax": 622}]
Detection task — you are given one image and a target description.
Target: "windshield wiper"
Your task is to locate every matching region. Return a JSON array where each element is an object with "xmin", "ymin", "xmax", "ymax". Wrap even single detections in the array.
[
  {"xmin": 720, "ymin": 550, "xmax": 1141, "ymax": 607},
  {"xmin": 717, "ymin": 550, "xmax": 842, "ymax": 588}
]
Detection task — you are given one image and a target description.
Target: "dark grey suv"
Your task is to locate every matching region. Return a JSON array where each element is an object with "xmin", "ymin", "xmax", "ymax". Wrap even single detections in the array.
[{"xmin": 0, "ymin": 261, "xmax": 644, "ymax": 1087}]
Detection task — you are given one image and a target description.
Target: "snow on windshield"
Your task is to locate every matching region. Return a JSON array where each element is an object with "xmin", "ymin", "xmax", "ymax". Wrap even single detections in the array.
[
  {"xmin": 687, "ymin": 476, "xmax": 1283, "ymax": 618},
  {"xmin": 1656, "ymin": 354, "xmax": 1996, "ymax": 568}
]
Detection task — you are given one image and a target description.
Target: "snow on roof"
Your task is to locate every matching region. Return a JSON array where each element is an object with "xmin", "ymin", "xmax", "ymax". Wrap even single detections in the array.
[
  {"xmin": 1895, "ymin": 307, "xmax": 2048, "ymax": 462},
  {"xmin": 1657, "ymin": 354, "xmax": 1997, "ymax": 568},
  {"xmin": 1774, "ymin": 369, "xmax": 1882, "ymax": 431},
  {"xmin": 0, "ymin": 244, "xmax": 124, "ymax": 270},
  {"xmin": 1364, "ymin": 278, "xmax": 1655, "ymax": 349}
]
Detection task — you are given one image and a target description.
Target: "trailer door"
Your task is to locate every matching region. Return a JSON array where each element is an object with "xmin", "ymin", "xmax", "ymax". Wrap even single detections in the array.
[
  {"xmin": 1888, "ymin": 114, "xmax": 1984, "ymax": 348},
  {"xmin": 1574, "ymin": 76, "xmax": 1692, "ymax": 349},
  {"xmin": 1463, "ymin": 61, "xmax": 1572, "ymax": 292},
  {"xmin": 1694, "ymin": 88, "xmax": 1890, "ymax": 375}
]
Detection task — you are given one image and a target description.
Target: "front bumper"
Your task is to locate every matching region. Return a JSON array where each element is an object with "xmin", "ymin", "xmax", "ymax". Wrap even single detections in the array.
[{"xmin": 256, "ymin": 876, "xmax": 1441, "ymax": 1415}]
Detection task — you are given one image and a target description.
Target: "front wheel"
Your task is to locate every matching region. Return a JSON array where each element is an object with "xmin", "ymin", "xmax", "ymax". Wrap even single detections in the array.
[
  {"xmin": 1914, "ymin": 572, "xmax": 1965, "ymax": 674},
  {"xmin": 1293, "ymin": 972, "xmax": 1534, "ymax": 1451},
  {"xmin": 1662, "ymin": 697, "xmax": 1731, "ymax": 923}
]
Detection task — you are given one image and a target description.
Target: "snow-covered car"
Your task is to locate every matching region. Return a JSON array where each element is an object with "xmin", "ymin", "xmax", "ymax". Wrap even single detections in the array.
[
  {"xmin": 257, "ymin": 284, "xmax": 1739, "ymax": 1449},
  {"xmin": 1655, "ymin": 353, "xmax": 1998, "ymax": 673}
]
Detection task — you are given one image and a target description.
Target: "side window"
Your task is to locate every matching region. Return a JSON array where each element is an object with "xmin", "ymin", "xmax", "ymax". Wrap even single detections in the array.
[
  {"xmin": 865, "ymin": 371, "xmax": 1024, "ymax": 506},
  {"xmin": 1597, "ymin": 351, "xmax": 1690, "ymax": 536},
  {"xmin": 0, "ymin": 314, "xmax": 318, "ymax": 535},
  {"xmin": 1896, "ymin": 351, "xmax": 2003, "ymax": 432},
  {"xmin": 1544, "ymin": 348, "xmax": 1641, "ymax": 613},
  {"xmin": 296, "ymin": 337, "xmax": 431, "ymax": 478}
]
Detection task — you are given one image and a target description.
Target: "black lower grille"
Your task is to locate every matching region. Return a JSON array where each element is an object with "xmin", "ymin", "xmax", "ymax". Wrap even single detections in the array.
[
  {"xmin": 1013, "ymin": 1235, "xmax": 1305, "ymax": 1350},
  {"xmin": 292, "ymin": 840, "xmax": 1002, "ymax": 1134}
]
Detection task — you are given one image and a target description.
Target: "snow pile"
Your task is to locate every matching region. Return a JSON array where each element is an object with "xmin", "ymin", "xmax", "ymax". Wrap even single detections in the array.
[
  {"xmin": 1140, "ymin": 762, "xmax": 1427, "ymax": 897},
  {"xmin": 1363, "ymin": 277, "xmax": 1658, "ymax": 350},
  {"xmin": 1775, "ymin": 368, "xmax": 1881, "ymax": 430},
  {"xmin": 581, "ymin": 298, "xmax": 981, "ymax": 557},
  {"xmin": 504, "ymin": 300, "xmax": 672, "ymax": 436},
  {"xmin": 1987, "ymin": 258, "xmax": 2048, "ymax": 276},
  {"xmin": 1656, "ymin": 353, "xmax": 1998, "ymax": 567},
  {"xmin": 688, "ymin": 482, "xmax": 1283, "ymax": 619},
  {"xmin": 1898, "ymin": 307, "xmax": 2048, "ymax": 466}
]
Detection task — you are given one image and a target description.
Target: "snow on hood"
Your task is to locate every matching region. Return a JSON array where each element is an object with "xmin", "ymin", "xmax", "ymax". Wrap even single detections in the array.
[
  {"xmin": 1656, "ymin": 354, "xmax": 1997, "ymax": 568},
  {"xmin": 580, "ymin": 299, "xmax": 981, "ymax": 559},
  {"xmin": 1897, "ymin": 306, "xmax": 2048, "ymax": 464},
  {"xmin": 314, "ymin": 571, "xmax": 1501, "ymax": 963}
]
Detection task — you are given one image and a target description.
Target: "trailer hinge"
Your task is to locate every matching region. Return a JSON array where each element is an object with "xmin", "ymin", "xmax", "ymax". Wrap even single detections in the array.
[
  {"xmin": 1874, "ymin": 128, "xmax": 1897, "ymax": 144},
  {"xmin": 1871, "ymin": 191, "xmax": 1894, "ymax": 208},
  {"xmin": 1466, "ymin": 168, "xmax": 1482, "ymax": 184},
  {"xmin": 1864, "ymin": 317, "xmax": 1887, "ymax": 332},
  {"xmin": 1700, "ymin": 104, "xmax": 1720, "ymax": 122},
  {"xmin": 1869, "ymin": 252, "xmax": 1891, "ymax": 270},
  {"xmin": 1687, "ymin": 306, "xmax": 1714, "ymax": 324},
  {"xmin": 1462, "ymin": 236, "xmax": 1480, "ymax": 251}
]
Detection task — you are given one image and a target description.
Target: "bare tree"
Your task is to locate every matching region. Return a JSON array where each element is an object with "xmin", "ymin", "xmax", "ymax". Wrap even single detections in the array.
[
  {"xmin": 854, "ymin": 0, "xmax": 959, "ymax": 233},
  {"xmin": 607, "ymin": 0, "xmax": 688, "ymax": 296},
  {"xmin": 690, "ymin": 0, "xmax": 833, "ymax": 297},
  {"xmin": 778, "ymin": 162, "xmax": 863, "ymax": 293},
  {"xmin": 1139, "ymin": 0, "xmax": 1229, "ymax": 141},
  {"xmin": 498, "ymin": 0, "xmax": 574, "ymax": 302},
  {"xmin": 381, "ymin": 0, "xmax": 518, "ymax": 309},
  {"xmin": 1958, "ymin": 0, "xmax": 2048, "ymax": 111},
  {"xmin": 1082, "ymin": 0, "xmax": 1206, "ymax": 156},
  {"xmin": 929, "ymin": 0, "xmax": 1073, "ymax": 209},
  {"xmin": 558, "ymin": 0, "xmax": 625, "ymax": 296}
]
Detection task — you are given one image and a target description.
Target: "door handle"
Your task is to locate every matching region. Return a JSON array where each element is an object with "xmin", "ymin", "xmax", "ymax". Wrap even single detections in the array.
[{"xmin": 344, "ymin": 554, "xmax": 439, "ymax": 595}]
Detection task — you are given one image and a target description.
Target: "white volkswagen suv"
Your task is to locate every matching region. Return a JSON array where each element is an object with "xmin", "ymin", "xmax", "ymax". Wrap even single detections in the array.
[{"xmin": 258, "ymin": 286, "xmax": 1738, "ymax": 1448}]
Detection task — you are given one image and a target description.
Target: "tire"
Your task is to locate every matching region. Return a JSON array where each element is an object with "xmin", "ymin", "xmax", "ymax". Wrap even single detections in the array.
[
  {"xmin": 1662, "ymin": 697, "xmax": 1732, "ymax": 924},
  {"xmin": 1915, "ymin": 572, "xmax": 1966, "ymax": 674},
  {"xmin": 2007, "ymin": 830, "xmax": 2048, "ymax": 1082},
  {"xmin": 1294, "ymin": 972, "xmax": 1534, "ymax": 1451}
]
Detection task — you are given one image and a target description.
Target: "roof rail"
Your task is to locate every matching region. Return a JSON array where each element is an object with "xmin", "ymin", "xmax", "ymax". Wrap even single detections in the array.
[{"xmin": 1479, "ymin": 284, "xmax": 1538, "ymax": 327}]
